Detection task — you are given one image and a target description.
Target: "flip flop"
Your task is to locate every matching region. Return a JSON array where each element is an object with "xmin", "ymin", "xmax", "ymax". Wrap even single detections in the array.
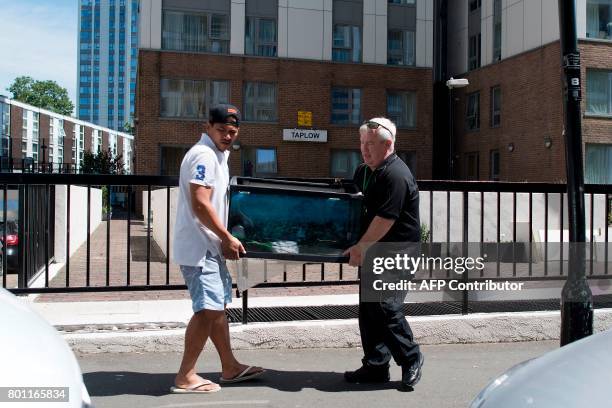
[
  {"xmin": 219, "ymin": 366, "xmax": 265, "ymax": 384},
  {"xmin": 170, "ymin": 380, "xmax": 221, "ymax": 394}
]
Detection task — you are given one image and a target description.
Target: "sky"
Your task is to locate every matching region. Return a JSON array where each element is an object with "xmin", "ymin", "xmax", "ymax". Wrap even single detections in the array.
[{"xmin": 0, "ymin": 0, "xmax": 78, "ymax": 112}]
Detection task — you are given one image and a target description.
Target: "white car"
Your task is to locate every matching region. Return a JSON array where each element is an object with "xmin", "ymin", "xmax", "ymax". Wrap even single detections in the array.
[
  {"xmin": 0, "ymin": 288, "xmax": 93, "ymax": 407},
  {"xmin": 471, "ymin": 328, "xmax": 612, "ymax": 407}
]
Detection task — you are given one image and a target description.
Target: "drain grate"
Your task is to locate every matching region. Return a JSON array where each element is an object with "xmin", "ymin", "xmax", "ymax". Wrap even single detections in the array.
[{"xmin": 227, "ymin": 294, "xmax": 612, "ymax": 324}]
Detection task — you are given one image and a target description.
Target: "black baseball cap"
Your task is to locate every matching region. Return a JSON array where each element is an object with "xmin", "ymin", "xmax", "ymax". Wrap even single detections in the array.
[{"xmin": 209, "ymin": 103, "xmax": 241, "ymax": 126}]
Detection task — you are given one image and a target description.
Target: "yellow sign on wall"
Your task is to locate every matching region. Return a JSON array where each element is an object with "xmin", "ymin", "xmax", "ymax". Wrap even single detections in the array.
[{"xmin": 297, "ymin": 111, "xmax": 312, "ymax": 127}]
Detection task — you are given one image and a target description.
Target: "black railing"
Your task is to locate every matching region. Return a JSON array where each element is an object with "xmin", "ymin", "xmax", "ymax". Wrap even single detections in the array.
[
  {"xmin": 17, "ymin": 185, "xmax": 56, "ymax": 287},
  {"xmin": 1, "ymin": 173, "xmax": 610, "ymax": 324}
]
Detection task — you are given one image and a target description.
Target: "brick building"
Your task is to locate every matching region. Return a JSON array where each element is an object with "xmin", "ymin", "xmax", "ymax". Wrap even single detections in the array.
[
  {"xmin": 136, "ymin": 0, "xmax": 433, "ymax": 179},
  {"xmin": 0, "ymin": 95, "xmax": 134, "ymax": 173},
  {"xmin": 135, "ymin": 0, "xmax": 612, "ymax": 183},
  {"xmin": 446, "ymin": 0, "xmax": 612, "ymax": 183}
]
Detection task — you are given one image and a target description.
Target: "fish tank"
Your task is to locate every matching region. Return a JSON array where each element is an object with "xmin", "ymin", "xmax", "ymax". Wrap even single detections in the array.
[{"xmin": 228, "ymin": 177, "xmax": 363, "ymax": 262}]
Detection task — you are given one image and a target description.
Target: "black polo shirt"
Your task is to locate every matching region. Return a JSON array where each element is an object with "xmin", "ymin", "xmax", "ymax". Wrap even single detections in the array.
[{"xmin": 352, "ymin": 153, "xmax": 420, "ymax": 242}]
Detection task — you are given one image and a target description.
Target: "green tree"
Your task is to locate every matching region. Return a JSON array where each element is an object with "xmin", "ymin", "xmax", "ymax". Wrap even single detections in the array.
[
  {"xmin": 122, "ymin": 120, "xmax": 135, "ymax": 135},
  {"xmin": 7, "ymin": 76, "xmax": 74, "ymax": 116},
  {"xmin": 81, "ymin": 149, "xmax": 124, "ymax": 175}
]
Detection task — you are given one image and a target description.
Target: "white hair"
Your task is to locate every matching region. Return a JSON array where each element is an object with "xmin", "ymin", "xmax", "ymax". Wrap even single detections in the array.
[{"xmin": 359, "ymin": 117, "xmax": 397, "ymax": 143}]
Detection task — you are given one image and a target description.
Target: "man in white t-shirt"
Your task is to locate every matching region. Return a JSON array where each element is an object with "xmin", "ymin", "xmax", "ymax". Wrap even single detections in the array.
[{"xmin": 171, "ymin": 104, "xmax": 264, "ymax": 394}]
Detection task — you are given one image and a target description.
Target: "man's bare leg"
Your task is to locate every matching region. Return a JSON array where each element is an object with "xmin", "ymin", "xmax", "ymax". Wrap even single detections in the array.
[
  {"xmin": 175, "ymin": 310, "xmax": 219, "ymax": 391},
  {"xmin": 209, "ymin": 307, "xmax": 263, "ymax": 379}
]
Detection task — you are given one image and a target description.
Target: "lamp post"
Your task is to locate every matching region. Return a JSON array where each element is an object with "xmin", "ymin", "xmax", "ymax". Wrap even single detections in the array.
[
  {"xmin": 446, "ymin": 77, "xmax": 470, "ymax": 179},
  {"xmin": 558, "ymin": 0, "xmax": 593, "ymax": 345}
]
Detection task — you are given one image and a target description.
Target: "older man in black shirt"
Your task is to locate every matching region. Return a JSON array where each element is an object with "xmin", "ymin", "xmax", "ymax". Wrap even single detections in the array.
[{"xmin": 343, "ymin": 117, "xmax": 424, "ymax": 391}]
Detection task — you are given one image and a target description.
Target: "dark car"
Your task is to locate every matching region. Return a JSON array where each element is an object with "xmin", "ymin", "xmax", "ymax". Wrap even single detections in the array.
[{"xmin": 0, "ymin": 220, "xmax": 18, "ymax": 274}]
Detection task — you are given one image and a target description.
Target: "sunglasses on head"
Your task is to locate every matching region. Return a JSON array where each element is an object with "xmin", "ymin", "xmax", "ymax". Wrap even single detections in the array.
[{"xmin": 364, "ymin": 121, "xmax": 392, "ymax": 135}]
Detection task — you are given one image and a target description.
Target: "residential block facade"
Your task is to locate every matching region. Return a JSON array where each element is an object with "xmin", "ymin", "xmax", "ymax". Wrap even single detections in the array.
[
  {"xmin": 448, "ymin": 0, "xmax": 612, "ymax": 183},
  {"xmin": 135, "ymin": 0, "xmax": 612, "ymax": 183},
  {"xmin": 136, "ymin": 0, "xmax": 434, "ymax": 179},
  {"xmin": 0, "ymin": 95, "xmax": 134, "ymax": 173},
  {"xmin": 78, "ymin": 0, "xmax": 139, "ymax": 131}
]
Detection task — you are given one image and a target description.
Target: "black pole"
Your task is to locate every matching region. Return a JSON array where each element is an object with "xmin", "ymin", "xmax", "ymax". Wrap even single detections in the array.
[
  {"xmin": 432, "ymin": 0, "xmax": 450, "ymax": 180},
  {"xmin": 448, "ymin": 88, "xmax": 453, "ymax": 179},
  {"xmin": 558, "ymin": 0, "xmax": 593, "ymax": 346}
]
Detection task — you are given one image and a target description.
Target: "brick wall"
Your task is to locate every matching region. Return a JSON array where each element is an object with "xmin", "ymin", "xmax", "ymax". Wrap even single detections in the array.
[
  {"xmin": 63, "ymin": 121, "xmax": 74, "ymax": 164},
  {"xmin": 10, "ymin": 105, "xmax": 23, "ymax": 161},
  {"xmin": 454, "ymin": 42, "xmax": 566, "ymax": 182},
  {"xmin": 136, "ymin": 50, "xmax": 434, "ymax": 178},
  {"xmin": 454, "ymin": 40, "xmax": 612, "ymax": 182}
]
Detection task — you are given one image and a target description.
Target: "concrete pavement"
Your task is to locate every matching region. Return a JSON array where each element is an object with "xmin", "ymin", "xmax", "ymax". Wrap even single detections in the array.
[
  {"xmin": 78, "ymin": 341, "xmax": 559, "ymax": 408},
  {"xmin": 19, "ymin": 293, "xmax": 612, "ymax": 353}
]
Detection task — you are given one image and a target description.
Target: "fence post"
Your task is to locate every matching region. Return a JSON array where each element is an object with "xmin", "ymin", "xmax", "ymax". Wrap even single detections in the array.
[
  {"xmin": 462, "ymin": 191, "xmax": 469, "ymax": 315},
  {"xmin": 241, "ymin": 289, "xmax": 249, "ymax": 324},
  {"xmin": 17, "ymin": 186, "xmax": 25, "ymax": 288}
]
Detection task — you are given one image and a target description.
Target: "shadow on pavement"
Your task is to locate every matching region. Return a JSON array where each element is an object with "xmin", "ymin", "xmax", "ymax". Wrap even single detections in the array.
[{"xmin": 83, "ymin": 369, "xmax": 405, "ymax": 397}]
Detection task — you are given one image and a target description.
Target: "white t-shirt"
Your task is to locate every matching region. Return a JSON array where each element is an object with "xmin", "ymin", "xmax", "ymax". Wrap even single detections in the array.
[{"xmin": 172, "ymin": 133, "xmax": 230, "ymax": 266}]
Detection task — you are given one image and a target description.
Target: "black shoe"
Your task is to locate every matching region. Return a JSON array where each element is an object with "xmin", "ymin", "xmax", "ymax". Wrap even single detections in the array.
[
  {"xmin": 400, "ymin": 353, "xmax": 424, "ymax": 390},
  {"xmin": 344, "ymin": 364, "xmax": 390, "ymax": 384}
]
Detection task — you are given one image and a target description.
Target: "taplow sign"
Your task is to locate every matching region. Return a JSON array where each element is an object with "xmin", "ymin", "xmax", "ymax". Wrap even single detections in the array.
[{"xmin": 283, "ymin": 129, "xmax": 328, "ymax": 143}]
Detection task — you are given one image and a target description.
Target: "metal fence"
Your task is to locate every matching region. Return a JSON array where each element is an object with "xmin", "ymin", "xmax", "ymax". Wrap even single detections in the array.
[
  {"xmin": 1, "ymin": 173, "xmax": 610, "ymax": 324},
  {"xmin": 17, "ymin": 185, "xmax": 56, "ymax": 287}
]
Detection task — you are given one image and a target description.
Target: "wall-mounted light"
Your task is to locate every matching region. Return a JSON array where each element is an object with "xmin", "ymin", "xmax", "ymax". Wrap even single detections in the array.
[
  {"xmin": 232, "ymin": 140, "xmax": 241, "ymax": 151},
  {"xmin": 507, "ymin": 143, "xmax": 515, "ymax": 152},
  {"xmin": 544, "ymin": 136, "xmax": 553, "ymax": 149}
]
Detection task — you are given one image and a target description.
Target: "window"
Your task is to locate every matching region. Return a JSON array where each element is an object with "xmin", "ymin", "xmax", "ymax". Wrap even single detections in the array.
[
  {"xmin": 493, "ymin": 0, "xmax": 502, "ymax": 60},
  {"xmin": 244, "ymin": 82, "xmax": 277, "ymax": 121},
  {"xmin": 245, "ymin": 17, "xmax": 277, "ymax": 57},
  {"xmin": 397, "ymin": 151, "xmax": 417, "ymax": 176},
  {"xmin": 32, "ymin": 113, "xmax": 39, "ymax": 150},
  {"xmin": 587, "ymin": 0, "xmax": 612, "ymax": 40},
  {"xmin": 489, "ymin": 150, "xmax": 500, "ymax": 181},
  {"xmin": 468, "ymin": 33, "xmax": 481, "ymax": 70},
  {"xmin": 331, "ymin": 88, "xmax": 361, "ymax": 125},
  {"xmin": 469, "ymin": 0, "xmax": 482, "ymax": 12},
  {"xmin": 387, "ymin": 30, "xmax": 415, "ymax": 66},
  {"xmin": 587, "ymin": 69, "xmax": 612, "ymax": 115},
  {"xmin": 466, "ymin": 92, "xmax": 480, "ymax": 130},
  {"xmin": 387, "ymin": 91, "xmax": 416, "ymax": 128},
  {"xmin": 160, "ymin": 78, "xmax": 230, "ymax": 119},
  {"xmin": 22, "ymin": 110, "xmax": 29, "ymax": 140},
  {"xmin": 332, "ymin": 25, "xmax": 361, "ymax": 62},
  {"xmin": 465, "ymin": 152, "xmax": 480, "ymax": 180},
  {"xmin": 162, "ymin": 10, "xmax": 229, "ymax": 53},
  {"xmin": 58, "ymin": 120, "xmax": 65, "ymax": 148},
  {"xmin": 255, "ymin": 148, "xmax": 277, "ymax": 174},
  {"xmin": 490, "ymin": 86, "xmax": 501, "ymax": 127},
  {"xmin": 0, "ymin": 102, "xmax": 9, "ymax": 139},
  {"xmin": 91, "ymin": 130, "xmax": 97, "ymax": 152},
  {"xmin": 331, "ymin": 150, "xmax": 361, "ymax": 178},
  {"xmin": 585, "ymin": 144, "xmax": 612, "ymax": 184},
  {"xmin": 0, "ymin": 102, "xmax": 9, "ymax": 158}
]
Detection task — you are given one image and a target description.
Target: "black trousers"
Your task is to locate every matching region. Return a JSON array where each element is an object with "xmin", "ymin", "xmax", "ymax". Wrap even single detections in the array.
[{"xmin": 358, "ymin": 294, "xmax": 420, "ymax": 367}]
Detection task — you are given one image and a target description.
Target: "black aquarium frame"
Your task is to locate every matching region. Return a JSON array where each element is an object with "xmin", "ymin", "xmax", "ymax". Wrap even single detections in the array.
[{"xmin": 229, "ymin": 177, "xmax": 363, "ymax": 262}]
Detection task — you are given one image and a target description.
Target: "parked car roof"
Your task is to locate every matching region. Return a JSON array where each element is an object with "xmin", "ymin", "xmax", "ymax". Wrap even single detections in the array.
[
  {"xmin": 471, "ymin": 328, "xmax": 612, "ymax": 407},
  {"xmin": 0, "ymin": 288, "xmax": 93, "ymax": 407}
]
